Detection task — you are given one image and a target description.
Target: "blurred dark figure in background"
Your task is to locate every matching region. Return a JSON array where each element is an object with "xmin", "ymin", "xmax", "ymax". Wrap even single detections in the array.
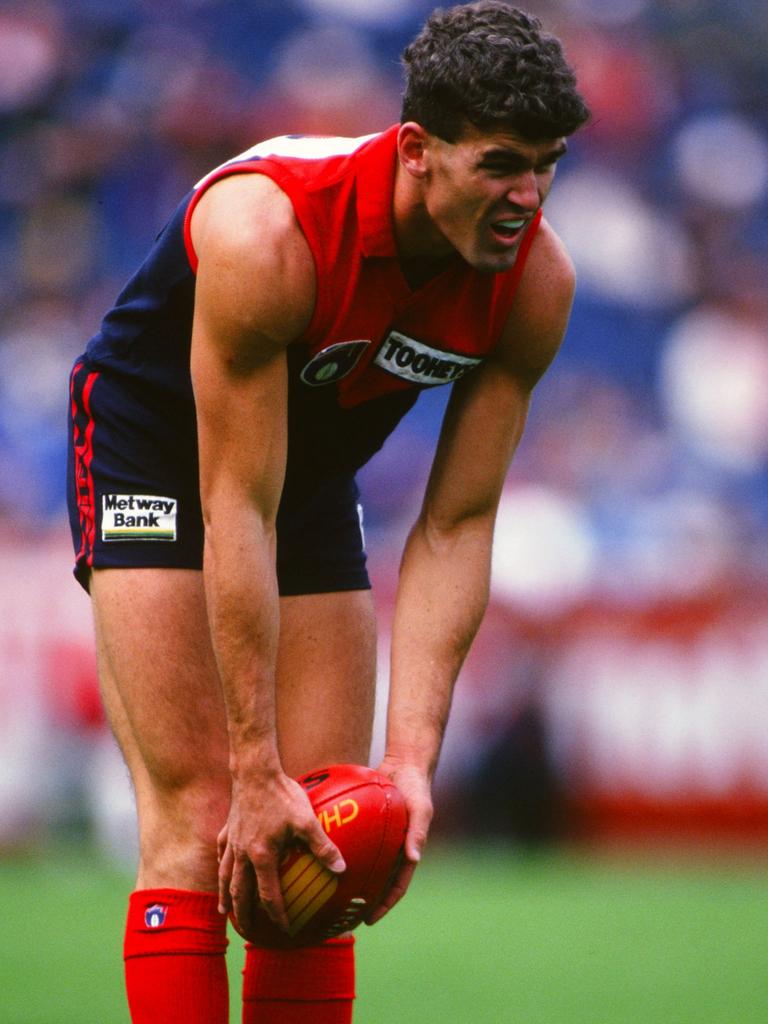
[{"xmin": 470, "ymin": 698, "xmax": 563, "ymax": 846}]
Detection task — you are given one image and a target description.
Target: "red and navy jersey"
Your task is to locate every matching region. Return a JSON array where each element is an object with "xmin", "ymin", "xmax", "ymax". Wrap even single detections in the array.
[{"xmin": 83, "ymin": 126, "xmax": 540, "ymax": 489}]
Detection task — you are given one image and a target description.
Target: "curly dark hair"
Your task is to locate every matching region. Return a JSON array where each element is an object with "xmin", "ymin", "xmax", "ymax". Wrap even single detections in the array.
[{"xmin": 401, "ymin": 1, "xmax": 590, "ymax": 142}]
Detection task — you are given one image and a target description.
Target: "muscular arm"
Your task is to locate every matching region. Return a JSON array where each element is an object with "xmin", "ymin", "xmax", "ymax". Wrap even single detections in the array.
[
  {"xmin": 372, "ymin": 221, "xmax": 575, "ymax": 920},
  {"xmin": 189, "ymin": 174, "xmax": 344, "ymax": 932}
]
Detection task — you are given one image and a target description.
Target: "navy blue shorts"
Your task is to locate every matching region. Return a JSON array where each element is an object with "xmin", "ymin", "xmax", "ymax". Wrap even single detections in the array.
[{"xmin": 67, "ymin": 359, "xmax": 370, "ymax": 595}]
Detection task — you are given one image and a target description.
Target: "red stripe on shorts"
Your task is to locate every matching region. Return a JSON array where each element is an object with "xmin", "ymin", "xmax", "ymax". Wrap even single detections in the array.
[{"xmin": 71, "ymin": 365, "xmax": 100, "ymax": 567}]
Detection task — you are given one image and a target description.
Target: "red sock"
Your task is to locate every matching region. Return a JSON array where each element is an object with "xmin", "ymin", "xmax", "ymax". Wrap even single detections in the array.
[
  {"xmin": 242, "ymin": 937, "xmax": 355, "ymax": 1023},
  {"xmin": 123, "ymin": 888, "xmax": 229, "ymax": 1024}
]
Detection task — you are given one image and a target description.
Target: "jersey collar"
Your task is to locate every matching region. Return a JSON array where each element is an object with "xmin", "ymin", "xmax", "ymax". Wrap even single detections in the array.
[{"xmin": 354, "ymin": 124, "xmax": 400, "ymax": 258}]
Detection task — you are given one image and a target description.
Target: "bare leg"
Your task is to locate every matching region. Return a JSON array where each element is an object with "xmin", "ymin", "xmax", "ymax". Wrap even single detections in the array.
[
  {"xmin": 90, "ymin": 567, "xmax": 231, "ymax": 892},
  {"xmin": 244, "ymin": 588, "xmax": 377, "ymax": 1024},
  {"xmin": 275, "ymin": 589, "xmax": 377, "ymax": 776},
  {"xmin": 90, "ymin": 567, "xmax": 233, "ymax": 1023},
  {"xmin": 91, "ymin": 572, "xmax": 377, "ymax": 887}
]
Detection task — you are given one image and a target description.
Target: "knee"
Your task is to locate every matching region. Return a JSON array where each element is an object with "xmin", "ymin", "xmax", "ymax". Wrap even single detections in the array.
[
  {"xmin": 136, "ymin": 769, "xmax": 231, "ymax": 886},
  {"xmin": 145, "ymin": 766, "xmax": 230, "ymax": 835}
]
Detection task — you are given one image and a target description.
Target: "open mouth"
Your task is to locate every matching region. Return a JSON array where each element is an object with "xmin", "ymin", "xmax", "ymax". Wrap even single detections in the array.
[
  {"xmin": 493, "ymin": 216, "xmax": 528, "ymax": 239},
  {"xmin": 490, "ymin": 217, "xmax": 527, "ymax": 243}
]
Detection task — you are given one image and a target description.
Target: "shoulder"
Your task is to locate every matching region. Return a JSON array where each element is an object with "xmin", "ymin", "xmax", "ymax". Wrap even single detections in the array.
[
  {"xmin": 494, "ymin": 217, "xmax": 576, "ymax": 386},
  {"xmin": 515, "ymin": 217, "xmax": 576, "ymax": 322},
  {"xmin": 190, "ymin": 173, "xmax": 316, "ymax": 345}
]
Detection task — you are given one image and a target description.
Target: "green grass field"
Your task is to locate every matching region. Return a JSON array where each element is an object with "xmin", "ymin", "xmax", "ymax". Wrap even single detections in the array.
[{"xmin": 1, "ymin": 843, "xmax": 766, "ymax": 1023}]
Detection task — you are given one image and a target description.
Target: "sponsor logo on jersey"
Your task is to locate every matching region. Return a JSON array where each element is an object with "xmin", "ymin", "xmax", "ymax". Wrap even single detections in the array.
[
  {"xmin": 102, "ymin": 494, "xmax": 177, "ymax": 542},
  {"xmin": 300, "ymin": 340, "xmax": 370, "ymax": 386},
  {"xmin": 373, "ymin": 331, "xmax": 482, "ymax": 386},
  {"xmin": 145, "ymin": 904, "xmax": 168, "ymax": 928}
]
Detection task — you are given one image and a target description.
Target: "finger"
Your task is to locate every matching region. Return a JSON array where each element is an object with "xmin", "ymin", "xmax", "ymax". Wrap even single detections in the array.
[
  {"xmin": 405, "ymin": 827, "xmax": 426, "ymax": 864},
  {"xmin": 217, "ymin": 825, "xmax": 228, "ymax": 866},
  {"xmin": 230, "ymin": 856, "xmax": 257, "ymax": 935},
  {"xmin": 404, "ymin": 804, "xmax": 432, "ymax": 864},
  {"xmin": 217, "ymin": 844, "xmax": 234, "ymax": 915},
  {"xmin": 366, "ymin": 859, "xmax": 418, "ymax": 926},
  {"xmin": 306, "ymin": 824, "xmax": 346, "ymax": 874},
  {"xmin": 254, "ymin": 859, "xmax": 289, "ymax": 931}
]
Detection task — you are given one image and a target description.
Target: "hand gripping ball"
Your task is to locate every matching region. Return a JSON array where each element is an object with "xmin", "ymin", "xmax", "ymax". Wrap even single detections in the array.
[{"xmin": 240, "ymin": 764, "xmax": 408, "ymax": 949}]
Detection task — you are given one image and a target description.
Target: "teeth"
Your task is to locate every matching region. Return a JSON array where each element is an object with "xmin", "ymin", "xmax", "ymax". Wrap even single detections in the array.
[{"xmin": 497, "ymin": 219, "xmax": 525, "ymax": 229}]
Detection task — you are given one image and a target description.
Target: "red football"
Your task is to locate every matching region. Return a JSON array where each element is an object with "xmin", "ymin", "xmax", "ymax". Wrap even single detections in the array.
[{"xmin": 240, "ymin": 764, "xmax": 408, "ymax": 948}]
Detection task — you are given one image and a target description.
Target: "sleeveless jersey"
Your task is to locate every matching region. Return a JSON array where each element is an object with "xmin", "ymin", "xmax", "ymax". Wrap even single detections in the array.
[{"xmin": 83, "ymin": 126, "xmax": 541, "ymax": 493}]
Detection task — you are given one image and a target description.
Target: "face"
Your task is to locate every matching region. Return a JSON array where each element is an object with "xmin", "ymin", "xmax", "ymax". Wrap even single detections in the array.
[{"xmin": 407, "ymin": 123, "xmax": 567, "ymax": 274}]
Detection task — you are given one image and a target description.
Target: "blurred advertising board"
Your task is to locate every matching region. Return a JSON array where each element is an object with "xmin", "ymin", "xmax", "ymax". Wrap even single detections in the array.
[
  {"xmin": 539, "ymin": 594, "xmax": 768, "ymax": 841},
  {"xmin": 456, "ymin": 589, "xmax": 768, "ymax": 844}
]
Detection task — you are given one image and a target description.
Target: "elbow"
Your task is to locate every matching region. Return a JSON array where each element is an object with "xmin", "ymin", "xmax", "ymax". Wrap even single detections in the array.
[
  {"xmin": 405, "ymin": 505, "xmax": 496, "ymax": 594},
  {"xmin": 416, "ymin": 502, "xmax": 497, "ymax": 553},
  {"xmin": 201, "ymin": 491, "xmax": 278, "ymax": 557}
]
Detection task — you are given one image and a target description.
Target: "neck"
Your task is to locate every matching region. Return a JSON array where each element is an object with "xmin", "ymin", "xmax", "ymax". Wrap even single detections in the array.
[
  {"xmin": 400, "ymin": 252, "xmax": 457, "ymax": 290},
  {"xmin": 392, "ymin": 159, "xmax": 454, "ymax": 269}
]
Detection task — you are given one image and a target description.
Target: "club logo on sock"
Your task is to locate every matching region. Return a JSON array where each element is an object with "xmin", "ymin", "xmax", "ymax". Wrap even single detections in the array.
[{"xmin": 144, "ymin": 903, "xmax": 168, "ymax": 928}]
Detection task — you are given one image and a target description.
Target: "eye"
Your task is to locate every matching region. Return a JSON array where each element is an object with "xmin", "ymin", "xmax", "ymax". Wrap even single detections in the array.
[{"xmin": 479, "ymin": 159, "xmax": 525, "ymax": 176}]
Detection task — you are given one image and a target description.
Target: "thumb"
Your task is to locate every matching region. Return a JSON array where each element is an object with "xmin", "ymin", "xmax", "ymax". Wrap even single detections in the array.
[
  {"xmin": 307, "ymin": 821, "xmax": 346, "ymax": 874},
  {"xmin": 405, "ymin": 818, "xmax": 428, "ymax": 864},
  {"xmin": 404, "ymin": 798, "xmax": 433, "ymax": 864}
]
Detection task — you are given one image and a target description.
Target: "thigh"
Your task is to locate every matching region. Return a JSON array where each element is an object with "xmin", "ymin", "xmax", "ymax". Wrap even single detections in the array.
[
  {"xmin": 91, "ymin": 567, "xmax": 229, "ymax": 785},
  {"xmin": 275, "ymin": 590, "xmax": 377, "ymax": 778}
]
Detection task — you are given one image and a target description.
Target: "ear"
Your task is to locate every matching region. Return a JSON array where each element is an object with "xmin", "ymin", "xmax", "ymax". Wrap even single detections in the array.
[{"xmin": 397, "ymin": 122, "xmax": 430, "ymax": 180}]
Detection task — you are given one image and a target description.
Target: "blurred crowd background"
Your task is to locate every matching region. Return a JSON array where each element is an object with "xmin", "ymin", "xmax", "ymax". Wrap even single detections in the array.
[{"xmin": 1, "ymin": 0, "xmax": 767, "ymax": 861}]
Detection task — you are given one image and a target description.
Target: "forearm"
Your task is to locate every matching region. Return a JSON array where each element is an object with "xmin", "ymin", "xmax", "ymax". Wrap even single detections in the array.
[
  {"xmin": 384, "ymin": 513, "xmax": 493, "ymax": 779},
  {"xmin": 203, "ymin": 502, "xmax": 349, "ymax": 932},
  {"xmin": 203, "ymin": 507, "xmax": 282, "ymax": 777}
]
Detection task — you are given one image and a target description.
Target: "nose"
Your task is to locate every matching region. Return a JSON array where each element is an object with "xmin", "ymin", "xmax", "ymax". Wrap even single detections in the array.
[{"xmin": 506, "ymin": 170, "xmax": 540, "ymax": 212}]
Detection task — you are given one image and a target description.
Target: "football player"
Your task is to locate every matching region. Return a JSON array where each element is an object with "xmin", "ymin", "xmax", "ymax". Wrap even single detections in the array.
[{"xmin": 66, "ymin": 3, "xmax": 589, "ymax": 1020}]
